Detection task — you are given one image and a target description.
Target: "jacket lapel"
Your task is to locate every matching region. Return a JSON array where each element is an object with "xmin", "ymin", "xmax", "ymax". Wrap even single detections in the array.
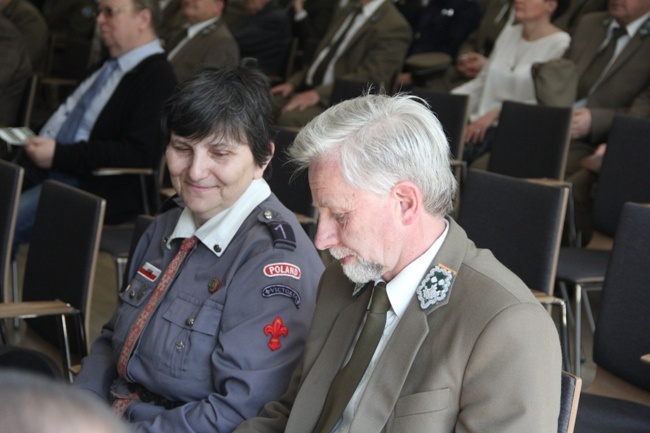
[
  {"xmin": 287, "ymin": 284, "xmax": 373, "ymax": 432},
  {"xmin": 349, "ymin": 296, "xmax": 429, "ymax": 432},
  {"xmin": 599, "ymin": 29, "xmax": 644, "ymax": 84},
  {"xmin": 315, "ymin": 6, "xmax": 356, "ymax": 55},
  {"xmin": 341, "ymin": 2, "xmax": 387, "ymax": 56},
  {"xmin": 577, "ymin": 20, "xmax": 609, "ymax": 73},
  {"xmin": 348, "ymin": 219, "xmax": 467, "ymax": 432}
]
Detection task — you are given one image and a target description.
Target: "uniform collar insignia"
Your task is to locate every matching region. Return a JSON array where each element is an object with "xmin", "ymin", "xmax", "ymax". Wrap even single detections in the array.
[
  {"xmin": 640, "ymin": 19, "xmax": 650, "ymax": 38},
  {"xmin": 416, "ymin": 264, "xmax": 456, "ymax": 311},
  {"xmin": 201, "ymin": 23, "xmax": 217, "ymax": 35}
]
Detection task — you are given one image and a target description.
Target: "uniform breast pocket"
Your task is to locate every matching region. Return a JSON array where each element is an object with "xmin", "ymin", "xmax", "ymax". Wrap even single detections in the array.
[
  {"xmin": 161, "ymin": 294, "xmax": 224, "ymax": 380},
  {"xmin": 113, "ymin": 278, "xmax": 155, "ymax": 349},
  {"xmin": 392, "ymin": 389, "xmax": 451, "ymax": 431}
]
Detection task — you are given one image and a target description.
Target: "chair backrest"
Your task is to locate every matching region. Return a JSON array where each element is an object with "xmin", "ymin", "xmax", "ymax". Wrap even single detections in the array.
[
  {"xmin": 591, "ymin": 115, "xmax": 650, "ymax": 237},
  {"xmin": 457, "ymin": 169, "xmax": 568, "ymax": 295},
  {"xmin": 267, "ymin": 129, "xmax": 315, "ymax": 219},
  {"xmin": 488, "ymin": 100, "xmax": 572, "ymax": 180},
  {"xmin": 0, "ymin": 346, "xmax": 63, "ymax": 380},
  {"xmin": 0, "ymin": 160, "xmax": 24, "ymax": 303},
  {"xmin": 592, "ymin": 202, "xmax": 650, "ymax": 392},
  {"xmin": 558, "ymin": 371, "xmax": 582, "ymax": 433},
  {"xmin": 22, "ymin": 180, "xmax": 105, "ymax": 356},
  {"xmin": 330, "ymin": 78, "xmax": 380, "ymax": 106},
  {"xmin": 121, "ymin": 214, "xmax": 156, "ymax": 291},
  {"xmin": 409, "ymin": 87, "xmax": 469, "ymax": 159}
]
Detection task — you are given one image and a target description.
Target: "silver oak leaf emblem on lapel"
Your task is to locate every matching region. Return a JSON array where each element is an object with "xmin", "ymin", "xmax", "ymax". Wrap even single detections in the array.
[{"xmin": 417, "ymin": 264, "xmax": 456, "ymax": 311}]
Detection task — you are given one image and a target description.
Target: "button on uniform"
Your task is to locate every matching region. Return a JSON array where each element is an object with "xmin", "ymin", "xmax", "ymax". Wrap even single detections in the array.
[
  {"xmin": 176, "ymin": 341, "xmax": 185, "ymax": 352},
  {"xmin": 186, "ymin": 317, "xmax": 195, "ymax": 327}
]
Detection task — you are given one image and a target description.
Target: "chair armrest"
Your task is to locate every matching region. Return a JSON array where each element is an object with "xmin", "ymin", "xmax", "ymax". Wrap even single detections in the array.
[
  {"xmin": 40, "ymin": 77, "xmax": 79, "ymax": 87},
  {"xmin": 295, "ymin": 213, "xmax": 316, "ymax": 225},
  {"xmin": 93, "ymin": 167, "xmax": 159, "ymax": 215},
  {"xmin": 531, "ymin": 289, "xmax": 565, "ymax": 306},
  {"xmin": 92, "ymin": 167, "xmax": 155, "ymax": 176},
  {"xmin": 160, "ymin": 186, "xmax": 175, "ymax": 199},
  {"xmin": 0, "ymin": 300, "xmax": 78, "ymax": 319}
]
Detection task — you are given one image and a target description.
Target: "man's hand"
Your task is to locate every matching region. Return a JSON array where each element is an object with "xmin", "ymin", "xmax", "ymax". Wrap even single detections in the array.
[
  {"xmin": 456, "ymin": 52, "xmax": 486, "ymax": 79},
  {"xmin": 271, "ymin": 82, "xmax": 295, "ymax": 98},
  {"xmin": 570, "ymin": 108, "xmax": 592, "ymax": 140},
  {"xmin": 24, "ymin": 136, "xmax": 56, "ymax": 169},
  {"xmin": 282, "ymin": 90, "xmax": 320, "ymax": 112}
]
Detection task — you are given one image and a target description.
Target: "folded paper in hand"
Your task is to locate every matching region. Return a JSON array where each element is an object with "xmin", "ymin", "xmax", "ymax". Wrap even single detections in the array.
[{"xmin": 0, "ymin": 127, "xmax": 35, "ymax": 146}]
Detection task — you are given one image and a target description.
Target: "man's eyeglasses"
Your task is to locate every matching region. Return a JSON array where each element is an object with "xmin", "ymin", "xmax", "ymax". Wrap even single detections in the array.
[{"xmin": 94, "ymin": 5, "xmax": 143, "ymax": 18}]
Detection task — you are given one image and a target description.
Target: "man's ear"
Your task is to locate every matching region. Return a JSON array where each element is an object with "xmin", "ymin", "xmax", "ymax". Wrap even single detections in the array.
[
  {"xmin": 393, "ymin": 181, "xmax": 421, "ymax": 225},
  {"xmin": 137, "ymin": 6, "xmax": 153, "ymax": 31}
]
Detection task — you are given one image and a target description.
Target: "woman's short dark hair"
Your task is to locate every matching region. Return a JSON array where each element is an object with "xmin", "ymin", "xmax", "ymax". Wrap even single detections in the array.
[{"xmin": 161, "ymin": 59, "xmax": 274, "ymax": 169}]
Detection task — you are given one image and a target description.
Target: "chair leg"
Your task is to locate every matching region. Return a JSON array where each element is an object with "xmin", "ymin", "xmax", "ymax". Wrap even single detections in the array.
[
  {"xmin": 138, "ymin": 174, "xmax": 151, "ymax": 215},
  {"xmin": 57, "ymin": 314, "xmax": 74, "ymax": 383},
  {"xmin": 574, "ymin": 283, "xmax": 583, "ymax": 376},
  {"xmin": 559, "ymin": 300, "xmax": 571, "ymax": 373},
  {"xmin": 0, "ymin": 320, "xmax": 7, "ymax": 345},
  {"xmin": 559, "ymin": 281, "xmax": 575, "ymax": 327},
  {"xmin": 582, "ymin": 289, "xmax": 597, "ymax": 333},
  {"xmin": 11, "ymin": 258, "xmax": 19, "ymax": 329}
]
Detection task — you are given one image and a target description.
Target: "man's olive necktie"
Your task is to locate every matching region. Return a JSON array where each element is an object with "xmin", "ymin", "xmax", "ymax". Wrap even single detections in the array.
[{"xmin": 313, "ymin": 281, "xmax": 390, "ymax": 433}]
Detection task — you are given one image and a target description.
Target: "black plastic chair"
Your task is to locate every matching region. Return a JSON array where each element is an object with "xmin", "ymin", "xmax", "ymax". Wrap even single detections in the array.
[
  {"xmin": 0, "ymin": 180, "xmax": 105, "ymax": 382},
  {"xmin": 555, "ymin": 115, "xmax": 650, "ymax": 375},
  {"xmin": 573, "ymin": 203, "xmax": 650, "ymax": 432},
  {"xmin": 268, "ymin": 128, "xmax": 316, "ymax": 239},
  {"xmin": 0, "ymin": 346, "xmax": 63, "ymax": 380},
  {"xmin": 489, "ymin": 100, "xmax": 572, "ymax": 180},
  {"xmin": 409, "ymin": 87, "xmax": 469, "ymax": 160},
  {"xmin": 559, "ymin": 370, "xmax": 582, "ymax": 433},
  {"xmin": 118, "ymin": 213, "xmax": 155, "ymax": 292},
  {"xmin": 0, "ymin": 161, "xmax": 24, "ymax": 344},
  {"xmin": 458, "ymin": 169, "xmax": 571, "ymax": 371},
  {"xmin": 329, "ymin": 78, "xmax": 381, "ymax": 106},
  {"xmin": 94, "ymin": 157, "xmax": 161, "ymax": 295}
]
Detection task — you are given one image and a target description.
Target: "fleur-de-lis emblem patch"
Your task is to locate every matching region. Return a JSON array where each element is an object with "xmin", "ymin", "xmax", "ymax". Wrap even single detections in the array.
[
  {"xmin": 416, "ymin": 264, "xmax": 456, "ymax": 311},
  {"xmin": 264, "ymin": 316, "xmax": 288, "ymax": 351}
]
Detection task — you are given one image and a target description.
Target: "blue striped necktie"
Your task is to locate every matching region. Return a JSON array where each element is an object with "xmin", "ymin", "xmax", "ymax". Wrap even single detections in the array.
[{"xmin": 56, "ymin": 59, "xmax": 118, "ymax": 144}]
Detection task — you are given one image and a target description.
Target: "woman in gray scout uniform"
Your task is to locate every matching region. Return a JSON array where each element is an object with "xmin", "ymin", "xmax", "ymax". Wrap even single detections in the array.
[{"xmin": 73, "ymin": 61, "xmax": 325, "ymax": 433}]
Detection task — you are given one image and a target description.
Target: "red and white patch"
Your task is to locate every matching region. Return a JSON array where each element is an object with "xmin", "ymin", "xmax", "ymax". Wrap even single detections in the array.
[
  {"xmin": 137, "ymin": 262, "xmax": 161, "ymax": 282},
  {"xmin": 263, "ymin": 263, "xmax": 301, "ymax": 280}
]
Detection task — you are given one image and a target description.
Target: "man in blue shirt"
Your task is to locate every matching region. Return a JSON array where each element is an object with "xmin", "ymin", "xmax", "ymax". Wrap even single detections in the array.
[{"xmin": 14, "ymin": 0, "xmax": 177, "ymax": 247}]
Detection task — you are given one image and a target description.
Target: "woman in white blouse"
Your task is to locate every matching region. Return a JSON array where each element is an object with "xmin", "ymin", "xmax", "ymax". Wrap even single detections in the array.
[{"xmin": 452, "ymin": 0, "xmax": 570, "ymax": 161}]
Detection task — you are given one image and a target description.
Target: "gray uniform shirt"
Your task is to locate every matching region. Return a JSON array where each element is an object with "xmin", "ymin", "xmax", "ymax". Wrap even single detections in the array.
[{"xmin": 74, "ymin": 193, "xmax": 324, "ymax": 433}]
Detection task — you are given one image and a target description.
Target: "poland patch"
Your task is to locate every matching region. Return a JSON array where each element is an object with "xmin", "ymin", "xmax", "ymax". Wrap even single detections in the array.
[
  {"xmin": 137, "ymin": 262, "xmax": 161, "ymax": 282},
  {"xmin": 263, "ymin": 263, "xmax": 301, "ymax": 280}
]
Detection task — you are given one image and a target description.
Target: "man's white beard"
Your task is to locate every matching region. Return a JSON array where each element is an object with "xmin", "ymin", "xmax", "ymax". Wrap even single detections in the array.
[{"xmin": 330, "ymin": 246, "xmax": 384, "ymax": 284}]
